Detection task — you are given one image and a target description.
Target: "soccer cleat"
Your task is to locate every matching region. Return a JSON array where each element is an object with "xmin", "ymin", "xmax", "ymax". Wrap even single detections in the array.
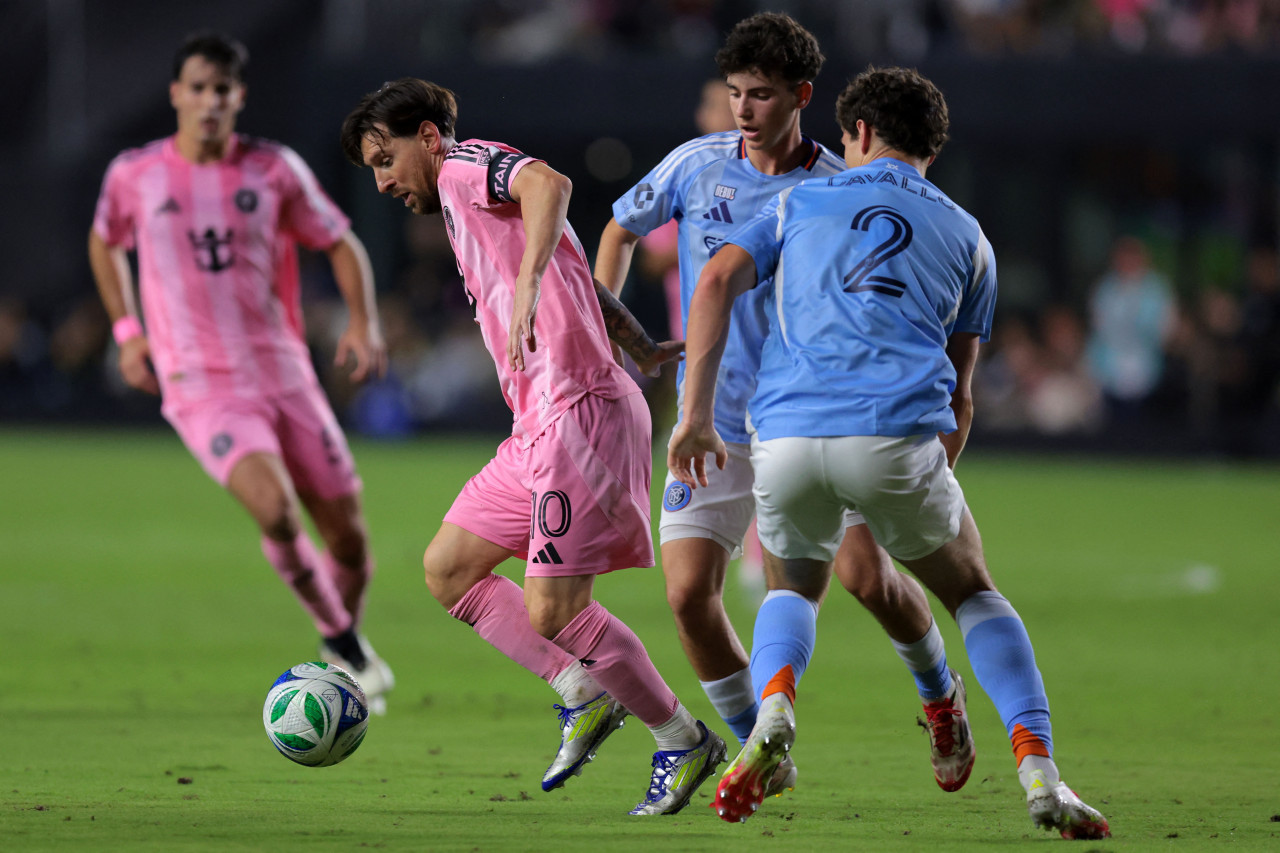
[
  {"xmin": 541, "ymin": 693, "xmax": 628, "ymax": 792},
  {"xmin": 1025, "ymin": 771, "xmax": 1111, "ymax": 840},
  {"xmin": 918, "ymin": 669, "xmax": 976, "ymax": 792},
  {"xmin": 319, "ymin": 633, "xmax": 395, "ymax": 716},
  {"xmin": 763, "ymin": 753, "xmax": 798, "ymax": 798},
  {"xmin": 713, "ymin": 694, "xmax": 795, "ymax": 823},
  {"xmin": 628, "ymin": 721, "xmax": 727, "ymax": 815}
]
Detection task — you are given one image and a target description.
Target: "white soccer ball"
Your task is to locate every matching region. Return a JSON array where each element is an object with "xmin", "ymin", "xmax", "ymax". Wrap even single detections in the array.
[{"xmin": 263, "ymin": 662, "xmax": 369, "ymax": 767}]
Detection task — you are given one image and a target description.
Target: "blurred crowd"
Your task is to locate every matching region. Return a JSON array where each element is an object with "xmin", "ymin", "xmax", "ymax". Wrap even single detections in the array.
[
  {"xmin": 360, "ymin": 0, "xmax": 1280, "ymax": 64},
  {"xmin": 9, "ymin": 1, "xmax": 1280, "ymax": 455},
  {"xmin": 8, "ymin": 223, "xmax": 1278, "ymax": 456},
  {"xmin": 973, "ymin": 236, "xmax": 1280, "ymax": 454}
]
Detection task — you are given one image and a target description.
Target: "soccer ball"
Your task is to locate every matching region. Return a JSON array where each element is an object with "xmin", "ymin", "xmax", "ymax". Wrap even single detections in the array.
[{"xmin": 263, "ymin": 662, "xmax": 369, "ymax": 767}]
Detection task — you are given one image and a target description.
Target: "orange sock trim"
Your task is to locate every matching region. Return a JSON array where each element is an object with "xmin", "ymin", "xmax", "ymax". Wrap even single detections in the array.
[
  {"xmin": 1010, "ymin": 723, "xmax": 1051, "ymax": 764},
  {"xmin": 761, "ymin": 665, "xmax": 797, "ymax": 705}
]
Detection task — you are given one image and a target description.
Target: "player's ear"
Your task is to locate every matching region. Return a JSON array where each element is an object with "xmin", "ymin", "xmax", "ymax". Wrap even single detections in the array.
[
  {"xmin": 794, "ymin": 81, "xmax": 813, "ymax": 110},
  {"xmin": 169, "ymin": 80, "xmax": 181, "ymax": 110},
  {"xmin": 417, "ymin": 120, "xmax": 441, "ymax": 151},
  {"xmin": 857, "ymin": 120, "xmax": 873, "ymax": 155}
]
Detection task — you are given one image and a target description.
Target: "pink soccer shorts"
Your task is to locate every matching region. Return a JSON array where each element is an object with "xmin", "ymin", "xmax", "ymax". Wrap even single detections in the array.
[
  {"xmin": 163, "ymin": 381, "xmax": 361, "ymax": 500},
  {"xmin": 445, "ymin": 392, "xmax": 655, "ymax": 577}
]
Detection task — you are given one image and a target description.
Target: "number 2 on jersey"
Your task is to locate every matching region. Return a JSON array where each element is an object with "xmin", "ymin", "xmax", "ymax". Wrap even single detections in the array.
[{"xmin": 842, "ymin": 205, "xmax": 913, "ymax": 298}]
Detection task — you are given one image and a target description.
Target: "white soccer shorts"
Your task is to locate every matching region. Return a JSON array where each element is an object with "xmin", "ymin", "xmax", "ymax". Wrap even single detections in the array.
[
  {"xmin": 661, "ymin": 434, "xmax": 864, "ymax": 556},
  {"xmin": 751, "ymin": 433, "xmax": 964, "ymax": 563}
]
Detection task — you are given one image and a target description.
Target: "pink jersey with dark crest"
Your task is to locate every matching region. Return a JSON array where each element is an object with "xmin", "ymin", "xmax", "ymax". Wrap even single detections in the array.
[
  {"xmin": 437, "ymin": 139, "xmax": 637, "ymax": 445},
  {"xmin": 93, "ymin": 134, "xmax": 349, "ymax": 404}
]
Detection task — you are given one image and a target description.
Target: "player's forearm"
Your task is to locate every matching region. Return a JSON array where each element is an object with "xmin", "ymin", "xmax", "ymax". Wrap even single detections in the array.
[
  {"xmin": 683, "ymin": 247, "xmax": 758, "ymax": 425},
  {"xmin": 87, "ymin": 229, "xmax": 137, "ymax": 322},
  {"xmin": 942, "ymin": 333, "xmax": 981, "ymax": 469},
  {"xmin": 681, "ymin": 275, "xmax": 735, "ymax": 428},
  {"xmin": 594, "ymin": 279, "xmax": 659, "ymax": 363},
  {"xmin": 327, "ymin": 231, "xmax": 379, "ymax": 329},
  {"xmin": 593, "ymin": 218, "xmax": 641, "ymax": 296},
  {"xmin": 940, "ymin": 396, "xmax": 972, "ymax": 468}
]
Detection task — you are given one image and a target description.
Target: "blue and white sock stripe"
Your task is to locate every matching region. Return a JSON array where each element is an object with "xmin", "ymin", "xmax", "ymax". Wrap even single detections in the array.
[{"xmin": 956, "ymin": 589, "xmax": 1020, "ymax": 639}]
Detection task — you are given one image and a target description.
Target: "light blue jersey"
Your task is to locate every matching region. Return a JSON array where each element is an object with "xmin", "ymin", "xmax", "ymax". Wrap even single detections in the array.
[
  {"xmin": 613, "ymin": 131, "xmax": 845, "ymax": 443},
  {"xmin": 727, "ymin": 157, "xmax": 997, "ymax": 440}
]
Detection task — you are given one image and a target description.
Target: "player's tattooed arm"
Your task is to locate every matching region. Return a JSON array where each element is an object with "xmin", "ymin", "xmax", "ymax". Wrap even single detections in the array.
[{"xmin": 593, "ymin": 278, "xmax": 684, "ymax": 377}]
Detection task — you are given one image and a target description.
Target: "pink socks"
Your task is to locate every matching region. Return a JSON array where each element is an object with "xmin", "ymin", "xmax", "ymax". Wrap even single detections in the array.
[
  {"xmin": 448, "ymin": 573, "xmax": 577, "ymax": 683},
  {"xmin": 553, "ymin": 601, "xmax": 678, "ymax": 727},
  {"xmin": 261, "ymin": 534, "xmax": 349, "ymax": 637}
]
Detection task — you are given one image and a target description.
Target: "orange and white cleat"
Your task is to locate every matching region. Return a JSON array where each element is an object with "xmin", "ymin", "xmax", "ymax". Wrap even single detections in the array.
[
  {"xmin": 918, "ymin": 669, "xmax": 976, "ymax": 791},
  {"xmin": 712, "ymin": 693, "xmax": 795, "ymax": 823},
  {"xmin": 1026, "ymin": 771, "xmax": 1112, "ymax": 840}
]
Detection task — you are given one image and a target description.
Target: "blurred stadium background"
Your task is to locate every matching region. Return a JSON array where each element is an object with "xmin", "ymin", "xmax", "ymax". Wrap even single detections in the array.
[{"xmin": 4, "ymin": 0, "xmax": 1280, "ymax": 458}]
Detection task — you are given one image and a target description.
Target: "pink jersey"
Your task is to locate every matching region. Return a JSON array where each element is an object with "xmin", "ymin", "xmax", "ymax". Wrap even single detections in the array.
[
  {"xmin": 93, "ymin": 134, "xmax": 350, "ymax": 404},
  {"xmin": 437, "ymin": 140, "xmax": 637, "ymax": 445}
]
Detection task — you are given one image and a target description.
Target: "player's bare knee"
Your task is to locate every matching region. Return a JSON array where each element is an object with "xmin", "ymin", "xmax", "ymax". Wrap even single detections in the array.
[
  {"xmin": 421, "ymin": 546, "xmax": 455, "ymax": 604},
  {"xmin": 421, "ymin": 544, "xmax": 480, "ymax": 609},
  {"xmin": 844, "ymin": 570, "xmax": 890, "ymax": 611},
  {"xmin": 525, "ymin": 597, "xmax": 574, "ymax": 640},
  {"xmin": 326, "ymin": 522, "xmax": 368, "ymax": 568},
  {"xmin": 664, "ymin": 577, "xmax": 716, "ymax": 627},
  {"xmin": 257, "ymin": 499, "xmax": 301, "ymax": 542}
]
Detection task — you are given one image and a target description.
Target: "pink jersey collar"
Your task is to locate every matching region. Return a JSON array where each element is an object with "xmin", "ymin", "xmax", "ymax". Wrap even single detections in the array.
[{"xmin": 164, "ymin": 133, "xmax": 242, "ymax": 166}]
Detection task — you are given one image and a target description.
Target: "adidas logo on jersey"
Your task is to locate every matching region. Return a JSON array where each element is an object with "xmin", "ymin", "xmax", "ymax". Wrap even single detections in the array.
[
  {"xmin": 702, "ymin": 200, "xmax": 733, "ymax": 223},
  {"xmin": 156, "ymin": 197, "xmax": 181, "ymax": 215},
  {"xmin": 531, "ymin": 543, "xmax": 564, "ymax": 564}
]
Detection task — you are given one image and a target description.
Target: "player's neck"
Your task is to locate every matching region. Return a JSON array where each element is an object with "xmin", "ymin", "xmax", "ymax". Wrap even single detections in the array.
[
  {"xmin": 745, "ymin": 127, "xmax": 807, "ymax": 176},
  {"xmin": 860, "ymin": 145, "xmax": 930, "ymax": 177},
  {"xmin": 174, "ymin": 132, "xmax": 234, "ymax": 165}
]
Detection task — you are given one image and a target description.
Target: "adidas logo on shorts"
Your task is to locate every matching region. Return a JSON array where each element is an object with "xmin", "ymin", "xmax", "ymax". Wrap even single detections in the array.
[{"xmin": 530, "ymin": 543, "xmax": 564, "ymax": 564}]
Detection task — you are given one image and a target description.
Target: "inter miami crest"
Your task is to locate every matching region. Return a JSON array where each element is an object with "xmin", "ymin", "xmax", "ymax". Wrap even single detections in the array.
[
  {"xmin": 210, "ymin": 432, "xmax": 233, "ymax": 458},
  {"xmin": 234, "ymin": 188, "xmax": 258, "ymax": 213}
]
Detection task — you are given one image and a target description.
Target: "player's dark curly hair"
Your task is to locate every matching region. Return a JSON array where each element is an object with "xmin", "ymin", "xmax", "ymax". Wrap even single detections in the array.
[
  {"xmin": 340, "ymin": 78, "xmax": 458, "ymax": 165},
  {"xmin": 173, "ymin": 31, "xmax": 248, "ymax": 82},
  {"xmin": 715, "ymin": 12, "xmax": 824, "ymax": 85},
  {"xmin": 836, "ymin": 66, "xmax": 950, "ymax": 160}
]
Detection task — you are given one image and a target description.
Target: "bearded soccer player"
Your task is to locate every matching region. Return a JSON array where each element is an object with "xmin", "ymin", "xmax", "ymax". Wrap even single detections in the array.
[
  {"xmin": 340, "ymin": 77, "xmax": 724, "ymax": 815},
  {"xmin": 595, "ymin": 12, "xmax": 974, "ymax": 803},
  {"xmin": 89, "ymin": 33, "xmax": 394, "ymax": 712}
]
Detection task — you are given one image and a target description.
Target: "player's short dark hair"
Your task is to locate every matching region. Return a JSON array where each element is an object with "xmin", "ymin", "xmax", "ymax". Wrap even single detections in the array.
[
  {"xmin": 172, "ymin": 32, "xmax": 248, "ymax": 83},
  {"xmin": 836, "ymin": 66, "xmax": 950, "ymax": 160},
  {"xmin": 340, "ymin": 78, "xmax": 458, "ymax": 166},
  {"xmin": 715, "ymin": 12, "xmax": 824, "ymax": 85}
]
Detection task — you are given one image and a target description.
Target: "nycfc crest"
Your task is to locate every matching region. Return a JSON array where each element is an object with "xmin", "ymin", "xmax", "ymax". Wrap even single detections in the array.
[{"xmin": 663, "ymin": 481, "xmax": 692, "ymax": 512}]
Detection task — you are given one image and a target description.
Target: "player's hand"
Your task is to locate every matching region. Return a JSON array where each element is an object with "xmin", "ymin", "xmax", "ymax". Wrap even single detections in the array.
[
  {"xmin": 633, "ymin": 340, "xmax": 685, "ymax": 378},
  {"xmin": 508, "ymin": 277, "xmax": 540, "ymax": 372},
  {"xmin": 335, "ymin": 322, "xmax": 388, "ymax": 384},
  {"xmin": 667, "ymin": 419, "xmax": 727, "ymax": 488},
  {"xmin": 118, "ymin": 336, "xmax": 160, "ymax": 395}
]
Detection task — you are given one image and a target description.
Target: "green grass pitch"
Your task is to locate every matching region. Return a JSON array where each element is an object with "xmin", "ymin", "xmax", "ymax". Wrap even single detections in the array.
[{"xmin": 2, "ymin": 427, "xmax": 1277, "ymax": 851}]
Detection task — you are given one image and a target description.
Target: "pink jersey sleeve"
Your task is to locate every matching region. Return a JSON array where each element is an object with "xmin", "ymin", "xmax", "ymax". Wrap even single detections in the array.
[
  {"xmin": 437, "ymin": 140, "xmax": 638, "ymax": 445},
  {"xmin": 93, "ymin": 153, "xmax": 139, "ymax": 249},
  {"xmin": 275, "ymin": 145, "xmax": 350, "ymax": 250}
]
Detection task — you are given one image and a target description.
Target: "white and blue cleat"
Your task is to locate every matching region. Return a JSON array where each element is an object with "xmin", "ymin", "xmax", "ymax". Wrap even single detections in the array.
[
  {"xmin": 541, "ymin": 692, "xmax": 629, "ymax": 792},
  {"xmin": 628, "ymin": 721, "xmax": 728, "ymax": 816}
]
